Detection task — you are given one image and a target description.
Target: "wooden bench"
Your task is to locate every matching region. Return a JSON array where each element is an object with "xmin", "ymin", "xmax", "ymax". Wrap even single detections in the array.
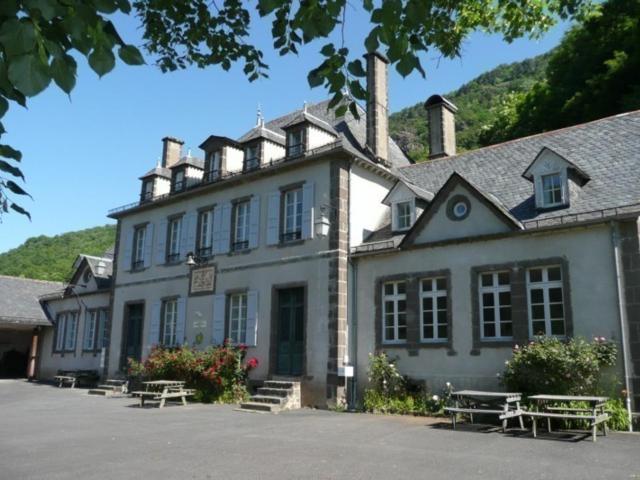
[
  {"xmin": 523, "ymin": 411, "xmax": 609, "ymax": 441},
  {"xmin": 131, "ymin": 382, "xmax": 194, "ymax": 408},
  {"xmin": 446, "ymin": 390, "xmax": 525, "ymax": 432}
]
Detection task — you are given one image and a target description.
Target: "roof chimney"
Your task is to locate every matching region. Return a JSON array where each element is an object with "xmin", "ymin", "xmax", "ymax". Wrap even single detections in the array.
[
  {"xmin": 365, "ymin": 52, "xmax": 389, "ymax": 164},
  {"xmin": 425, "ymin": 95, "xmax": 458, "ymax": 159},
  {"xmin": 161, "ymin": 136, "xmax": 184, "ymax": 168}
]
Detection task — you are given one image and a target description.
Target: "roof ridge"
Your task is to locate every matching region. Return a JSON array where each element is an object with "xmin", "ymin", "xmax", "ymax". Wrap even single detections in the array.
[{"xmin": 400, "ymin": 109, "xmax": 640, "ymax": 170}]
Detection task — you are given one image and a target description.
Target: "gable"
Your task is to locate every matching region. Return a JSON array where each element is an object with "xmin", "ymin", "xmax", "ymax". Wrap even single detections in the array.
[
  {"xmin": 523, "ymin": 147, "xmax": 589, "ymax": 184},
  {"xmin": 384, "ymin": 182, "xmax": 417, "ymax": 205}
]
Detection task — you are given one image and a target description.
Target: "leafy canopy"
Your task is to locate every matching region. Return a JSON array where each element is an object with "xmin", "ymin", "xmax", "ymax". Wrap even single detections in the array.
[
  {"xmin": 1, "ymin": 0, "xmax": 593, "ymax": 220},
  {"xmin": 0, "ymin": 0, "xmax": 144, "ymax": 220}
]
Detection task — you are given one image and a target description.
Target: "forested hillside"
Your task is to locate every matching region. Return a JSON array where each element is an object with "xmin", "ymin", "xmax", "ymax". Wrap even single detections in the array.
[
  {"xmin": 389, "ymin": 54, "xmax": 550, "ymax": 161},
  {"xmin": 0, "ymin": 225, "xmax": 116, "ymax": 282}
]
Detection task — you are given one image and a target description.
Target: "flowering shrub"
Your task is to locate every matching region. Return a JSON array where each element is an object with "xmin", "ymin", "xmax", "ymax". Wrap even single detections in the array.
[
  {"xmin": 500, "ymin": 336, "xmax": 617, "ymax": 397},
  {"xmin": 362, "ymin": 352, "xmax": 453, "ymax": 416},
  {"xmin": 127, "ymin": 341, "xmax": 259, "ymax": 403}
]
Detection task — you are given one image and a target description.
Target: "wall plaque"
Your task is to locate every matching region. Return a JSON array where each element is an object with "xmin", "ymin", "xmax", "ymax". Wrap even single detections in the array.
[{"xmin": 189, "ymin": 265, "xmax": 216, "ymax": 295}]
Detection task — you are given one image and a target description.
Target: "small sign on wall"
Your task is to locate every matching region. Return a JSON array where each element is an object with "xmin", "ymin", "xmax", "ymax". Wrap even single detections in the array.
[{"xmin": 189, "ymin": 265, "xmax": 216, "ymax": 296}]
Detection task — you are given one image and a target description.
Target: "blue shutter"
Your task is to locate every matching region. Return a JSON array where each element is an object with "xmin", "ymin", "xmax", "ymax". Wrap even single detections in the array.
[
  {"xmin": 143, "ymin": 223, "xmax": 154, "ymax": 268},
  {"xmin": 266, "ymin": 191, "xmax": 280, "ymax": 245},
  {"xmin": 175, "ymin": 298, "xmax": 186, "ymax": 346},
  {"xmin": 212, "ymin": 294, "xmax": 226, "ymax": 345},
  {"xmin": 122, "ymin": 227, "xmax": 133, "ymax": 270},
  {"xmin": 245, "ymin": 290, "xmax": 258, "ymax": 347},
  {"xmin": 218, "ymin": 202, "xmax": 232, "ymax": 254},
  {"xmin": 181, "ymin": 212, "xmax": 197, "ymax": 259},
  {"xmin": 248, "ymin": 196, "xmax": 260, "ymax": 249},
  {"xmin": 148, "ymin": 302, "xmax": 162, "ymax": 350},
  {"xmin": 155, "ymin": 221, "xmax": 167, "ymax": 265},
  {"xmin": 302, "ymin": 181, "xmax": 315, "ymax": 239}
]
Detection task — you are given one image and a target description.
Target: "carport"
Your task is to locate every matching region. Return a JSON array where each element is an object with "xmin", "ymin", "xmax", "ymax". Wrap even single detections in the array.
[{"xmin": 0, "ymin": 276, "xmax": 63, "ymax": 378}]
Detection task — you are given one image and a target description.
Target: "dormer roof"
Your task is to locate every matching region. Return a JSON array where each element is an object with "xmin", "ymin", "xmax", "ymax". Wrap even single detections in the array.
[
  {"xmin": 281, "ymin": 110, "xmax": 337, "ymax": 135},
  {"xmin": 237, "ymin": 125, "xmax": 286, "ymax": 145},
  {"xmin": 382, "ymin": 178, "xmax": 434, "ymax": 205},
  {"xmin": 198, "ymin": 135, "xmax": 242, "ymax": 151},
  {"xmin": 522, "ymin": 146, "xmax": 590, "ymax": 185},
  {"xmin": 139, "ymin": 166, "xmax": 171, "ymax": 180},
  {"xmin": 171, "ymin": 155, "xmax": 204, "ymax": 169}
]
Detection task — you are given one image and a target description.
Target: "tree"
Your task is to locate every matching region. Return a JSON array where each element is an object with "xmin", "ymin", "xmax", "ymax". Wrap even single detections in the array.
[
  {"xmin": 0, "ymin": 0, "xmax": 144, "ymax": 220},
  {"xmin": 1, "ymin": 0, "xmax": 593, "ymax": 220},
  {"xmin": 480, "ymin": 0, "xmax": 640, "ymax": 145}
]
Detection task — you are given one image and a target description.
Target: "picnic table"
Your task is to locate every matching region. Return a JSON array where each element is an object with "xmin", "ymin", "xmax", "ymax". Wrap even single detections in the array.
[
  {"xmin": 445, "ymin": 390, "xmax": 524, "ymax": 432},
  {"xmin": 130, "ymin": 380, "xmax": 194, "ymax": 408},
  {"xmin": 53, "ymin": 375, "xmax": 76, "ymax": 388},
  {"xmin": 525, "ymin": 394, "xmax": 609, "ymax": 442}
]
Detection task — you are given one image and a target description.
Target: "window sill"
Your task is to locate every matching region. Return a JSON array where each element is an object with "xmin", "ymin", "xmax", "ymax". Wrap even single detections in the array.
[{"xmin": 277, "ymin": 239, "xmax": 305, "ymax": 248}]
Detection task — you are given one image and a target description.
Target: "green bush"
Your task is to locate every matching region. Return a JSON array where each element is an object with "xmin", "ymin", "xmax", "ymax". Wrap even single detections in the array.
[
  {"xmin": 362, "ymin": 352, "xmax": 451, "ymax": 416},
  {"xmin": 500, "ymin": 337, "xmax": 617, "ymax": 397},
  {"xmin": 127, "ymin": 341, "xmax": 259, "ymax": 403}
]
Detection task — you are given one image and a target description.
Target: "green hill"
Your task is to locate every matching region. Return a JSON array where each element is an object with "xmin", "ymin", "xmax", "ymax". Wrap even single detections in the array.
[
  {"xmin": 389, "ymin": 53, "xmax": 551, "ymax": 161},
  {"xmin": 0, "ymin": 225, "xmax": 116, "ymax": 282}
]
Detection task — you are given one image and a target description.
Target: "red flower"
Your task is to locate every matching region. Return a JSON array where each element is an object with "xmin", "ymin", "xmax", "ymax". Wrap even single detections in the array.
[{"xmin": 246, "ymin": 357, "xmax": 259, "ymax": 369}]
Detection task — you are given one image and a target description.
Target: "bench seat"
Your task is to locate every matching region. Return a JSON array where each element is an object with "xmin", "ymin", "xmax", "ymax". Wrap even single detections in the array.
[{"xmin": 523, "ymin": 411, "xmax": 609, "ymax": 441}]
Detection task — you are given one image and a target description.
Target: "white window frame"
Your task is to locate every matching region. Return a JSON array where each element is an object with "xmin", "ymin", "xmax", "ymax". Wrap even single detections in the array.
[
  {"xmin": 167, "ymin": 217, "xmax": 182, "ymax": 261},
  {"xmin": 479, "ymin": 271, "xmax": 513, "ymax": 340},
  {"xmin": 419, "ymin": 277, "xmax": 448, "ymax": 343},
  {"xmin": 208, "ymin": 150, "xmax": 221, "ymax": 180},
  {"xmin": 162, "ymin": 299, "xmax": 178, "ymax": 346},
  {"xmin": 83, "ymin": 310, "xmax": 97, "ymax": 351},
  {"xmin": 393, "ymin": 199, "xmax": 414, "ymax": 231},
  {"xmin": 245, "ymin": 146, "xmax": 258, "ymax": 169},
  {"xmin": 527, "ymin": 265, "xmax": 566, "ymax": 338},
  {"xmin": 197, "ymin": 209, "xmax": 214, "ymax": 255},
  {"xmin": 142, "ymin": 179, "xmax": 154, "ymax": 200},
  {"xmin": 64, "ymin": 312, "xmax": 78, "ymax": 352},
  {"xmin": 287, "ymin": 130, "xmax": 304, "ymax": 156},
  {"xmin": 382, "ymin": 281, "xmax": 407, "ymax": 344},
  {"xmin": 229, "ymin": 293, "xmax": 248, "ymax": 344},
  {"xmin": 233, "ymin": 201, "xmax": 250, "ymax": 250},
  {"xmin": 96, "ymin": 309, "xmax": 108, "ymax": 350},
  {"xmin": 173, "ymin": 169, "xmax": 185, "ymax": 191},
  {"xmin": 541, "ymin": 173, "xmax": 564, "ymax": 207},
  {"xmin": 55, "ymin": 313, "xmax": 66, "ymax": 352},
  {"xmin": 132, "ymin": 225, "xmax": 146, "ymax": 269},
  {"xmin": 283, "ymin": 188, "xmax": 303, "ymax": 239}
]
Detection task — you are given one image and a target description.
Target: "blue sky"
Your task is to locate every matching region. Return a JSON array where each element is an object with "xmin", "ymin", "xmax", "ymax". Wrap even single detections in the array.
[{"xmin": 0, "ymin": 9, "xmax": 570, "ymax": 253}]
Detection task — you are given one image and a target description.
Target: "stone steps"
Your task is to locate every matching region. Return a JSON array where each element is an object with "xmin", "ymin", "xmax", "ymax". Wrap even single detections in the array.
[
  {"xmin": 239, "ymin": 379, "xmax": 301, "ymax": 413},
  {"xmin": 88, "ymin": 388, "xmax": 115, "ymax": 396}
]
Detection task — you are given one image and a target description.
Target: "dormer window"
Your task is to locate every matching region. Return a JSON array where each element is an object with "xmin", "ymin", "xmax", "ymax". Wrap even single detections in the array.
[
  {"xmin": 141, "ymin": 179, "xmax": 154, "ymax": 202},
  {"xmin": 287, "ymin": 129, "xmax": 304, "ymax": 157},
  {"xmin": 245, "ymin": 145, "xmax": 259, "ymax": 170},
  {"xmin": 393, "ymin": 200, "xmax": 415, "ymax": 232},
  {"xmin": 172, "ymin": 169, "xmax": 185, "ymax": 192},
  {"xmin": 205, "ymin": 150, "xmax": 221, "ymax": 182},
  {"xmin": 541, "ymin": 173, "xmax": 563, "ymax": 207}
]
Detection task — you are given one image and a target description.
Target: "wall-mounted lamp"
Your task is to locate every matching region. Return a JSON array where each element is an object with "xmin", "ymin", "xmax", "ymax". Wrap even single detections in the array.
[
  {"xmin": 185, "ymin": 252, "xmax": 206, "ymax": 267},
  {"xmin": 314, "ymin": 205, "xmax": 331, "ymax": 237}
]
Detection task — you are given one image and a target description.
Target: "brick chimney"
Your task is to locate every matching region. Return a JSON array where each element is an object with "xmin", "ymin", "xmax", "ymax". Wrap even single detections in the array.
[
  {"xmin": 161, "ymin": 136, "xmax": 184, "ymax": 168},
  {"xmin": 425, "ymin": 95, "xmax": 458, "ymax": 159},
  {"xmin": 365, "ymin": 52, "xmax": 389, "ymax": 164}
]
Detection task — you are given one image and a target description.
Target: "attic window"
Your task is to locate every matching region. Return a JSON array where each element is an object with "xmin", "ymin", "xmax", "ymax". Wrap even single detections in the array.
[
  {"xmin": 172, "ymin": 169, "xmax": 185, "ymax": 192},
  {"xmin": 287, "ymin": 129, "xmax": 304, "ymax": 157},
  {"xmin": 541, "ymin": 173, "xmax": 563, "ymax": 207},
  {"xmin": 245, "ymin": 145, "xmax": 259, "ymax": 170},
  {"xmin": 205, "ymin": 150, "xmax": 221, "ymax": 182},
  {"xmin": 394, "ymin": 200, "xmax": 414, "ymax": 231},
  {"xmin": 141, "ymin": 179, "xmax": 154, "ymax": 202}
]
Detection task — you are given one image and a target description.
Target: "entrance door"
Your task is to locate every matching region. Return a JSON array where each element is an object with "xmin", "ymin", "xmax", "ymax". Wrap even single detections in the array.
[
  {"xmin": 276, "ymin": 287, "xmax": 305, "ymax": 376},
  {"xmin": 124, "ymin": 304, "xmax": 144, "ymax": 365}
]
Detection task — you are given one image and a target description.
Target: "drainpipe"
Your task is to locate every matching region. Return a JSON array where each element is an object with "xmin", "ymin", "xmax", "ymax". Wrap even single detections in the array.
[
  {"xmin": 348, "ymin": 256, "xmax": 358, "ymax": 410},
  {"xmin": 610, "ymin": 221, "xmax": 634, "ymax": 432}
]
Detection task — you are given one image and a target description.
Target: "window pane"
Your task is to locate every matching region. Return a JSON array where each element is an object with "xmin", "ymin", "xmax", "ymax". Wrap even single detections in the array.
[
  {"xmin": 437, "ymin": 310, "xmax": 447, "ymax": 325},
  {"xmin": 384, "ymin": 301, "xmax": 394, "ymax": 316},
  {"xmin": 437, "ymin": 325, "xmax": 447, "ymax": 339},
  {"xmin": 396, "ymin": 282, "xmax": 406, "ymax": 295},
  {"xmin": 532, "ymin": 304, "xmax": 545, "ymax": 320},
  {"xmin": 551, "ymin": 320, "xmax": 565, "ymax": 336},
  {"xmin": 500, "ymin": 306, "xmax": 512, "ymax": 322},
  {"xmin": 530, "ymin": 289, "xmax": 544, "ymax": 304},
  {"xmin": 398, "ymin": 326, "xmax": 407, "ymax": 340},
  {"xmin": 422, "ymin": 297, "xmax": 433, "ymax": 312},
  {"xmin": 550, "ymin": 303, "xmax": 564, "ymax": 319},
  {"xmin": 532, "ymin": 320, "xmax": 546, "ymax": 335},
  {"xmin": 397, "ymin": 312, "xmax": 406, "ymax": 327},
  {"xmin": 483, "ymin": 307, "xmax": 495, "ymax": 323},
  {"xmin": 436, "ymin": 278, "xmax": 447, "ymax": 291},
  {"xmin": 498, "ymin": 272, "xmax": 510, "ymax": 285},
  {"xmin": 397, "ymin": 300, "xmax": 406, "ymax": 314},
  {"xmin": 482, "ymin": 292, "xmax": 494, "ymax": 307},
  {"xmin": 498, "ymin": 291, "xmax": 511, "ymax": 306},
  {"xmin": 421, "ymin": 279, "xmax": 433, "ymax": 291},
  {"xmin": 501, "ymin": 321, "xmax": 513, "ymax": 337},
  {"xmin": 385, "ymin": 327, "xmax": 395, "ymax": 341},
  {"xmin": 436, "ymin": 296, "xmax": 447, "ymax": 310},
  {"xmin": 529, "ymin": 268, "xmax": 543, "ymax": 283},
  {"xmin": 549, "ymin": 287, "xmax": 563, "ymax": 303},
  {"xmin": 423, "ymin": 325, "xmax": 434, "ymax": 339},
  {"xmin": 384, "ymin": 283, "xmax": 394, "ymax": 296},
  {"xmin": 548, "ymin": 267, "xmax": 562, "ymax": 281},
  {"xmin": 481, "ymin": 273, "xmax": 493, "ymax": 287},
  {"xmin": 483, "ymin": 323, "xmax": 495, "ymax": 338}
]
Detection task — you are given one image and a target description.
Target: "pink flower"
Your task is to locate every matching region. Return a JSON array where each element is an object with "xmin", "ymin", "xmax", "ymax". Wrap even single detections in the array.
[{"xmin": 246, "ymin": 357, "xmax": 259, "ymax": 369}]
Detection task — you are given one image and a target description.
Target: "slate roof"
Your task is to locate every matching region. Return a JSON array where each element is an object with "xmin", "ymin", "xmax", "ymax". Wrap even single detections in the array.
[
  {"xmin": 172, "ymin": 155, "xmax": 205, "ymax": 169},
  {"xmin": 140, "ymin": 166, "xmax": 171, "ymax": 179},
  {"xmin": 362, "ymin": 111, "xmax": 640, "ymax": 246},
  {"xmin": 237, "ymin": 99, "xmax": 411, "ymax": 169},
  {"xmin": 70, "ymin": 254, "xmax": 113, "ymax": 290},
  {"xmin": 0, "ymin": 276, "xmax": 64, "ymax": 327}
]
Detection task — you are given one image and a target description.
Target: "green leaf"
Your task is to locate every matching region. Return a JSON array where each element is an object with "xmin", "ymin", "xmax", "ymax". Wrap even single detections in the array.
[
  {"xmin": 0, "ymin": 159, "xmax": 24, "ymax": 180},
  {"xmin": 94, "ymin": 0, "xmax": 119, "ymax": 14},
  {"xmin": 0, "ymin": 19, "xmax": 37, "ymax": 56},
  {"xmin": 364, "ymin": 28, "xmax": 380, "ymax": 53},
  {"xmin": 9, "ymin": 202, "xmax": 31, "ymax": 220},
  {"xmin": 7, "ymin": 54, "xmax": 52, "ymax": 96},
  {"xmin": 347, "ymin": 59, "xmax": 366, "ymax": 78},
  {"xmin": 5, "ymin": 180, "xmax": 31, "ymax": 198},
  {"xmin": 0, "ymin": 144, "xmax": 22, "ymax": 161},
  {"xmin": 51, "ymin": 54, "xmax": 77, "ymax": 94},
  {"xmin": 24, "ymin": 0, "xmax": 64, "ymax": 21},
  {"xmin": 307, "ymin": 69, "xmax": 324, "ymax": 88},
  {"xmin": 88, "ymin": 47, "xmax": 115, "ymax": 77},
  {"xmin": 320, "ymin": 44, "xmax": 335, "ymax": 57},
  {"xmin": 118, "ymin": 45, "xmax": 145, "ymax": 65}
]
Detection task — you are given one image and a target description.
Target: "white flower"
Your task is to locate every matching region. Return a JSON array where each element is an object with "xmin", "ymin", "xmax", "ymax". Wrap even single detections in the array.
[
  {"xmin": 432, "ymin": 395, "xmax": 440, "ymax": 402},
  {"xmin": 445, "ymin": 382, "xmax": 451, "ymax": 387}
]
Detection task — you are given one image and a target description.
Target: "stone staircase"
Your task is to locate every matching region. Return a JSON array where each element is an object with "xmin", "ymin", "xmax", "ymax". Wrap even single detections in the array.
[
  {"xmin": 88, "ymin": 379, "xmax": 128, "ymax": 397},
  {"xmin": 239, "ymin": 380, "xmax": 301, "ymax": 413}
]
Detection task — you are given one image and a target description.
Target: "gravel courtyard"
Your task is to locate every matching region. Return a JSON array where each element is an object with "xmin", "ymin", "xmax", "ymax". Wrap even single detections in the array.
[{"xmin": 1, "ymin": 380, "xmax": 638, "ymax": 480}]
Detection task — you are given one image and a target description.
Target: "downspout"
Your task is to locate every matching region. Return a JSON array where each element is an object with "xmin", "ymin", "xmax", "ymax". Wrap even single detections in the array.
[
  {"xmin": 348, "ymin": 256, "xmax": 358, "ymax": 410},
  {"xmin": 610, "ymin": 221, "xmax": 634, "ymax": 431}
]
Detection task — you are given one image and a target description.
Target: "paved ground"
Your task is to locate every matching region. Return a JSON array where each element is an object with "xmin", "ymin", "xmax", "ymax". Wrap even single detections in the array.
[{"xmin": 1, "ymin": 380, "xmax": 639, "ymax": 480}]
